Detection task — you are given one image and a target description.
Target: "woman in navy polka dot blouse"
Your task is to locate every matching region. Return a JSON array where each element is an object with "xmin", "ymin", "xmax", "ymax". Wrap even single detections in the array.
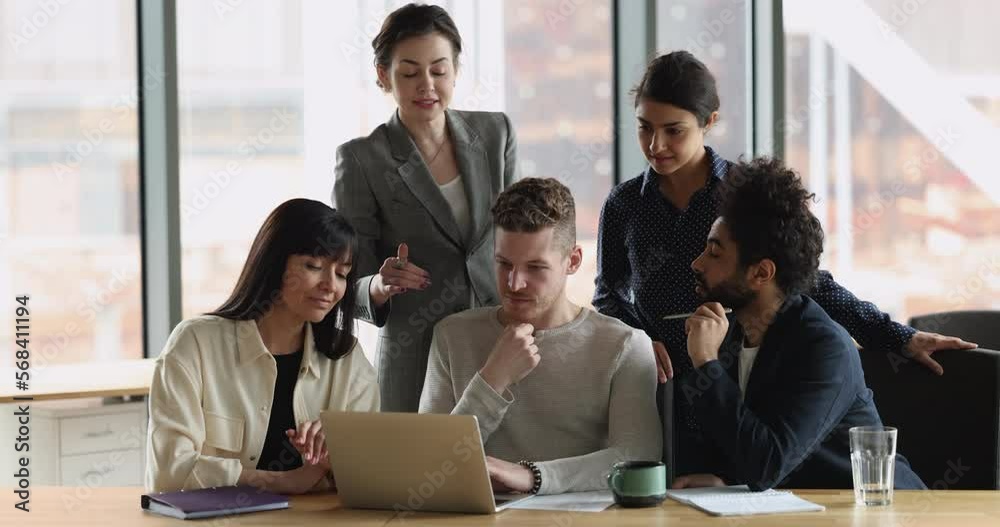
[{"xmin": 593, "ymin": 51, "xmax": 976, "ymax": 475}]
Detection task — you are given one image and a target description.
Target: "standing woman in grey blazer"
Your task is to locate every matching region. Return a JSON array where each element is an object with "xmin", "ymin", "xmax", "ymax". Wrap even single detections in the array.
[{"xmin": 333, "ymin": 3, "xmax": 517, "ymax": 412}]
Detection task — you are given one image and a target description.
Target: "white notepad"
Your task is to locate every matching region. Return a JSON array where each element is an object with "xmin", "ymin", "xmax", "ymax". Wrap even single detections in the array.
[
  {"xmin": 665, "ymin": 485, "xmax": 825, "ymax": 516},
  {"xmin": 505, "ymin": 491, "xmax": 615, "ymax": 513}
]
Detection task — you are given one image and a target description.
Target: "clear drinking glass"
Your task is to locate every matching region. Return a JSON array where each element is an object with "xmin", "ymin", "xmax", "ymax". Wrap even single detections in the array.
[{"xmin": 850, "ymin": 426, "xmax": 897, "ymax": 506}]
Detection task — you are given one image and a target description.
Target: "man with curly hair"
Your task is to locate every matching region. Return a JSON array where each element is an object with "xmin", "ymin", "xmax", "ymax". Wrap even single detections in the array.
[
  {"xmin": 674, "ymin": 158, "xmax": 926, "ymax": 491},
  {"xmin": 418, "ymin": 177, "xmax": 661, "ymax": 495}
]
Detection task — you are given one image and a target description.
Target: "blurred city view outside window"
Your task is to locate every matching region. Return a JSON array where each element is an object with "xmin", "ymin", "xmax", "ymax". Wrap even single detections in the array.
[
  {"xmin": 784, "ymin": 0, "xmax": 1000, "ymax": 324},
  {"xmin": 655, "ymin": 0, "xmax": 751, "ymax": 160},
  {"xmin": 7, "ymin": 0, "xmax": 992, "ymax": 369},
  {"xmin": 176, "ymin": 0, "xmax": 613, "ymax": 362},
  {"xmin": 1, "ymin": 0, "xmax": 143, "ymax": 366}
]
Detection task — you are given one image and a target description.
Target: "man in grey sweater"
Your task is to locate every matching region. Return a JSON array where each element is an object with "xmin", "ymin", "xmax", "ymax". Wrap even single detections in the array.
[{"xmin": 418, "ymin": 178, "xmax": 661, "ymax": 495}]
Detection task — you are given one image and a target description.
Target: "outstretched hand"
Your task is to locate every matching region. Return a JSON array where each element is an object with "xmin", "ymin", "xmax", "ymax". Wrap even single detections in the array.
[{"xmin": 903, "ymin": 331, "xmax": 977, "ymax": 375}]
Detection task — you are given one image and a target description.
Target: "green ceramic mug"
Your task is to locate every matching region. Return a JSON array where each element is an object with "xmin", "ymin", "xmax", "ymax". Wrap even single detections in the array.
[{"xmin": 607, "ymin": 461, "xmax": 667, "ymax": 508}]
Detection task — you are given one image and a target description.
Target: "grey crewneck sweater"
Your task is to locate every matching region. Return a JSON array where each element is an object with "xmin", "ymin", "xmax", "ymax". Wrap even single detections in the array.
[{"xmin": 418, "ymin": 306, "xmax": 662, "ymax": 495}]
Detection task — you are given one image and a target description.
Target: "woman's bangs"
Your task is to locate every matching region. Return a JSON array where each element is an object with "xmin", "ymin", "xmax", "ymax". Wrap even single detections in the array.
[{"xmin": 296, "ymin": 220, "xmax": 355, "ymax": 264}]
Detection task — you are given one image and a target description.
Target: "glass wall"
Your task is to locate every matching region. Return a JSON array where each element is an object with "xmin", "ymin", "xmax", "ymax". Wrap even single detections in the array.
[
  {"xmin": 0, "ymin": 0, "xmax": 142, "ymax": 366},
  {"xmin": 656, "ymin": 0, "xmax": 751, "ymax": 160},
  {"xmin": 10, "ymin": 0, "xmax": 991, "ymax": 367},
  {"xmin": 784, "ymin": 0, "xmax": 1000, "ymax": 322},
  {"xmin": 176, "ymin": 0, "xmax": 613, "ymax": 360}
]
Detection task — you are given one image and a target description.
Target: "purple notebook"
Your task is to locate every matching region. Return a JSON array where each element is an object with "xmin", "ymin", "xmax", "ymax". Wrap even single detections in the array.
[{"xmin": 141, "ymin": 485, "xmax": 288, "ymax": 520}]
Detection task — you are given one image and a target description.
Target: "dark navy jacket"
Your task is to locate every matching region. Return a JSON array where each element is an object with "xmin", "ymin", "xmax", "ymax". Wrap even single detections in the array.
[
  {"xmin": 680, "ymin": 294, "xmax": 926, "ymax": 490},
  {"xmin": 595, "ymin": 148, "xmax": 917, "ymax": 447}
]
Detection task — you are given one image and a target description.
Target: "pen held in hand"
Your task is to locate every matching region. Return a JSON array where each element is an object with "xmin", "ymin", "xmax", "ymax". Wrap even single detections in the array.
[{"xmin": 662, "ymin": 307, "xmax": 732, "ymax": 320}]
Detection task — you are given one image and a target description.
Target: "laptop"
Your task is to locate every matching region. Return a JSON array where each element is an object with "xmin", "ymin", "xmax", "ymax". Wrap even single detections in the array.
[{"xmin": 321, "ymin": 411, "xmax": 534, "ymax": 514}]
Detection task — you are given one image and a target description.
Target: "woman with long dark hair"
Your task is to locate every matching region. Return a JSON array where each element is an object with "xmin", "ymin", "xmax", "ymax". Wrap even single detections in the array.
[
  {"xmin": 594, "ymin": 51, "xmax": 976, "ymax": 479},
  {"xmin": 145, "ymin": 198, "xmax": 378, "ymax": 494}
]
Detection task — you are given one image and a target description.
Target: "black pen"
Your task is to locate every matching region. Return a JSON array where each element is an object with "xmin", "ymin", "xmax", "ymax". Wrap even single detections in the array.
[{"xmin": 662, "ymin": 307, "xmax": 732, "ymax": 320}]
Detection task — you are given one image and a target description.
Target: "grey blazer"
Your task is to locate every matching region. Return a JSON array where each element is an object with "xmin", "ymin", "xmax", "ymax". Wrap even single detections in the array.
[{"xmin": 333, "ymin": 109, "xmax": 518, "ymax": 412}]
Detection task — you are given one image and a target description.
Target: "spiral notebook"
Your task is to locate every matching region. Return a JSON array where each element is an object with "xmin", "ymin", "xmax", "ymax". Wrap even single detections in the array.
[
  {"xmin": 141, "ymin": 485, "xmax": 288, "ymax": 520},
  {"xmin": 665, "ymin": 485, "xmax": 825, "ymax": 516}
]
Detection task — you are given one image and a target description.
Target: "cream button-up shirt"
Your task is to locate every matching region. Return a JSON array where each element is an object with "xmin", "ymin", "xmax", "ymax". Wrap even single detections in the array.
[{"xmin": 145, "ymin": 315, "xmax": 379, "ymax": 492}]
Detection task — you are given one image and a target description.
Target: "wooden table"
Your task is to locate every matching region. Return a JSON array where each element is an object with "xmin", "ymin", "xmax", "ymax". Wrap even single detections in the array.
[
  {"xmin": 0, "ymin": 359, "xmax": 155, "ymax": 403},
  {"xmin": 4, "ymin": 487, "xmax": 999, "ymax": 526}
]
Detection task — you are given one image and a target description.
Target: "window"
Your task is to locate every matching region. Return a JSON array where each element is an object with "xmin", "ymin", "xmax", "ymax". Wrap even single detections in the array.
[
  {"xmin": 656, "ymin": 0, "xmax": 751, "ymax": 160},
  {"xmin": 0, "ymin": 0, "xmax": 142, "ymax": 366},
  {"xmin": 503, "ymin": 0, "xmax": 613, "ymax": 308},
  {"xmin": 176, "ymin": 0, "xmax": 613, "ymax": 360},
  {"xmin": 784, "ymin": 0, "xmax": 1000, "ymax": 321}
]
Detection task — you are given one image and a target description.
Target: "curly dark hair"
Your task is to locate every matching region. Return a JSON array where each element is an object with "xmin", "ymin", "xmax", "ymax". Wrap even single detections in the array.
[
  {"xmin": 492, "ymin": 177, "xmax": 576, "ymax": 253},
  {"xmin": 718, "ymin": 157, "xmax": 824, "ymax": 296}
]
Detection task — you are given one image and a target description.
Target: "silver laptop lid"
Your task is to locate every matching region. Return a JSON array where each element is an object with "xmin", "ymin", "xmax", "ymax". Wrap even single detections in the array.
[{"xmin": 322, "ymin": 411, "xmax": 500, "ymax": 514}]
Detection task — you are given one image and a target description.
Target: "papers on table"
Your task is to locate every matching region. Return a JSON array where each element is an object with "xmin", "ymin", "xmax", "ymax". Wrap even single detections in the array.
[
  {"xmin": 502, "ymin": 485, "xmax": 825, "ymax": 515},
  {"xmin": 665, "ymin": 485, "xmax": 825, "ymax": 516},
  {"xmin": 505, "ymin": 491, "xmax": 615, "ymax": 512}
]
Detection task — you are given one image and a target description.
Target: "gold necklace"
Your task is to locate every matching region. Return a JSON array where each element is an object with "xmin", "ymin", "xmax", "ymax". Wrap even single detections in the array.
[{"xmin": 422, "ymin": 136, "xmax": 447, "ymax": 166}]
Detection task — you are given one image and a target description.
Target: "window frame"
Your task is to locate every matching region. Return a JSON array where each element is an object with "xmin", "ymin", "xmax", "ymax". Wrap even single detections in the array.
[{"xmin": 137, "ymin": 0, "xmax": 781, "ymax": 357}]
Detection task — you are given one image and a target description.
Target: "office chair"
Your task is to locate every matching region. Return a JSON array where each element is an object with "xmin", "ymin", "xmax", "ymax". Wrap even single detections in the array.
[
  {"xmin": 858, "ymin": 310, "xmax": 1000, "ymax": 489},
  {"xmin": 909, "ymin": 310, "xmax": 1000, "ymax": 351}
]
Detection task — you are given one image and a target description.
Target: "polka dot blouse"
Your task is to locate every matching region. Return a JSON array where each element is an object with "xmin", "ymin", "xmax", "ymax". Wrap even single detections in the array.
[{"xmin": 593, "ymin": 146, "xmax": 917, "ymax": 433}]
